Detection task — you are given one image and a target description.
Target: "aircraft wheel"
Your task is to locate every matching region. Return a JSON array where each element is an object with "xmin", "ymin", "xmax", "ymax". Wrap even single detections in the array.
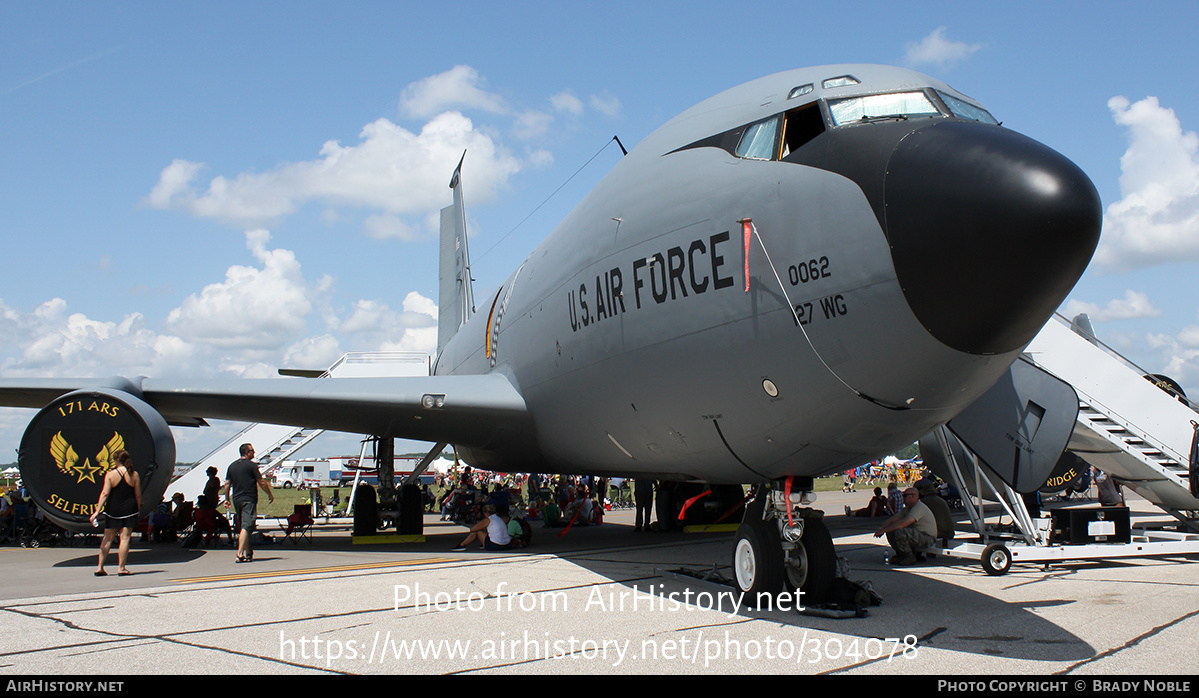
[
  {"xmin": 30, "ymin": 539, "xmax": 41, "ymax": 549},
  {"xmin": 656, "ymin": 485, "xmax": 677, "ymax": 532},
  {"xmin": 784, "ymin": 517, "xmax": 836, "ymax": 604},
  {"xmin": 981, "ymin": 543, "xmax": 1012, "ymax": 576},
  {"xmin": 399, "ymin": 484, "xmax": 423, "ymax": 535},
  {"xmin": 732, "ymin": 519, "xmax": 783, "ymax": 605}
]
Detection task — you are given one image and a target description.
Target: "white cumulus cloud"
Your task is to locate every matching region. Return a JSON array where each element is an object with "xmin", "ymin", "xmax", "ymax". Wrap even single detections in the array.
[
  {"xmin": 551, "ymin": 91, "xmax": 584, "ymax": 115},
  {"xmin": 165, "ymin": 230, "xmax": 320, "ymax": 351},
  {"xmin": 144, "ymin": 112, "xmax": 523, "ymax": 231},
  {"xmin": 1095, "ymin": 96, "xmax": 1199, "ymax": 268},
  {"xmin": 400, "ymin": 65, "xmax": 507, "ymax": 118},
  {"xmin": 1063, "ymin": 289, "xmax": 1162, "ymax": 322},
  {"xmin": 903, "ymin": 27, "xmax": 982, "ymax": 69},
  {"xmin": 589, "ymin": 93, "xmax": 622, "ymax": 118},
  {"xmin": 0, "ymin": 298, "xmax": 195, "ymax": 379}
]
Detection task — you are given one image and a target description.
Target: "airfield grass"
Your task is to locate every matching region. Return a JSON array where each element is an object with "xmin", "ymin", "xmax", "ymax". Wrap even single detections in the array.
[{"xmin": 259, "ymin": 486, "xmax": 346, "ymax": 518}]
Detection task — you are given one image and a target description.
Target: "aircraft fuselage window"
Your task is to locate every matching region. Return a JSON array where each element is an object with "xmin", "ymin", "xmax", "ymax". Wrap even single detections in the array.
[
  {"xmin": 827, "ymin": 91, "xmax": 941, "ymax": 126},
  {"xmin": 937, "ymin": 91, "xmax": 999, "ymax": 124},
  {"xmin": 735, "ymin": 116, "xmax": 780, "ymax": 160}
]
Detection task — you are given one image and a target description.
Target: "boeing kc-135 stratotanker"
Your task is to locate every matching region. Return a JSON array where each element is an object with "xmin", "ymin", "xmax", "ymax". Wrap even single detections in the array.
[{"xmin": 0, "ymin": 65, "xmax": 1102, "ymax": 603}]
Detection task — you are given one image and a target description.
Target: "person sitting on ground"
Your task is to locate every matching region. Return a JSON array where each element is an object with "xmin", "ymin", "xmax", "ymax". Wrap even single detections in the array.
[
  {"xmin": 453, "ymin": 504, "xmax": 513, "ymax": 552},
  {"xmin": 873, "ymin": 487, "xmax": 937, "ymax": 566},
  {"xmin": 886, "ymin": 481, "xmax": 903, "ymax": 516},
  {"xmin": 527, "ymin": 497, "xmax": 544, "ymax": 521},
  {"xmin": 845, "ymin": 487, "xmax": 890, "ymax": 517},
  {"xmin": 541, "ymin": 498, "xmax": 563, "ymax": 528},
  {"xmin": 503, "ymin": 507, "xmax": 533, "ymax": 549},
  {"xmin": 566, "ymin": 486, "xmax": 592, "ymax": 526}
]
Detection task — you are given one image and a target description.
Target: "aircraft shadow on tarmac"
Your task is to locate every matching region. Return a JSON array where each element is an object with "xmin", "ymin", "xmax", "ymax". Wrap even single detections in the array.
[
  {"xmin": 54, "ymin": 546, "xmax": 206, "ymax": 569},
  {"xmin": 561, "ymin": 527, "xmax": 1097, "ymax": 663}
]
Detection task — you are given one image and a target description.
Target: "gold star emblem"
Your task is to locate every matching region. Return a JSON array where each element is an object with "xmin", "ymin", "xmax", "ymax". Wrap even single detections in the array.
[{"xmin": 74, "ymin": 458, "xmax": 103, "ymax": 484}]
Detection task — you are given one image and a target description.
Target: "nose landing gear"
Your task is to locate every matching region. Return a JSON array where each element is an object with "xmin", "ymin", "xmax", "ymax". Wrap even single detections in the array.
[{"xmin": 732, "ymin": 480, "xmax": 836, "ymax": 607}]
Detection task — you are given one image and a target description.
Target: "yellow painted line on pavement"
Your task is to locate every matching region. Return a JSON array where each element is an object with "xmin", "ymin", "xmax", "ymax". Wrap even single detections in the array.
[{"xmin": 172, "ymin": 557, "xmax": 458, "ymax": 584}]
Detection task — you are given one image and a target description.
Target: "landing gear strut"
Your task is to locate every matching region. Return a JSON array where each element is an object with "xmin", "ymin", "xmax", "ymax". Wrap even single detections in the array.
[{"xmin": 732, "ymin": 480, "xmax": 836, "ymax": 607}]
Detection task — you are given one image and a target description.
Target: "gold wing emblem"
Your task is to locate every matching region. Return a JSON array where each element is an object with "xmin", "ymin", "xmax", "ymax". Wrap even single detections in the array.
[
  {"xmin": 95, "ymin": 432, "xmax": 126, "ymax": 476},
  {"xmin": 50, "ymin": 431, "xmax": 79, "ymax": 476}
]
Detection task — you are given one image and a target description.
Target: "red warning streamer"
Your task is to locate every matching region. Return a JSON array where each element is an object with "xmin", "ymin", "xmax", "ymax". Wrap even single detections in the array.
[
  {"xmin": 741, "ymin": 219, "xmax": 752, "ymax": 292},
  {"xmin": 784, "ymin": 476, "xmax": 794, "ymax": 528},
  {"xmin": 677, "ymin": 489, "xmax": 712, "ymax": 520}
]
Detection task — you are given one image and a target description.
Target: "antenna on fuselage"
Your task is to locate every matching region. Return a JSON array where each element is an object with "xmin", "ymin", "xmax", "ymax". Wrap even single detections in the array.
[{"xmin": 437, "ymin": 151, "xmax": 476, "ymax": 356}]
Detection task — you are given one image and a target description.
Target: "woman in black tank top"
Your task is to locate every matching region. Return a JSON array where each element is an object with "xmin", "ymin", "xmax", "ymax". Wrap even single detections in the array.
[{"xmin": 89, "ymin": 450, "xmax": 142, "ymax": 576}]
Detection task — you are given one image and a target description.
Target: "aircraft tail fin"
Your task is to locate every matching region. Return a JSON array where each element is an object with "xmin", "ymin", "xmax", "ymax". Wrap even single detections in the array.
[{"xmin": 438, "ymin": 151, "xmax": 476, "ymax": 356}]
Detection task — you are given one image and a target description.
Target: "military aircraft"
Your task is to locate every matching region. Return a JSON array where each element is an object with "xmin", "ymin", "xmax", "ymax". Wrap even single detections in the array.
[{"xmin": 0, "ymin": 64, "xmax": 1101, "ymax": 603}]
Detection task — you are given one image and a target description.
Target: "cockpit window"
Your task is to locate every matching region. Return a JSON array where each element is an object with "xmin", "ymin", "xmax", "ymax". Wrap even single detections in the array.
[
  {"xmin": 788, "ymin": 84, "xmax": 813, "ymax": 100},
  {"xmin": 735, "ymin": 116, "xmax": 779, "ymax": 160},
  {"xmin": 828, "ymin": 91, "xmax": 941, "ymax": 126},
  {"xmin": 675, "ymin": 102, "xmax": 825, "ymax": 161},
  {"xmin": 937, "ymin": 91, "xmax": 999, "ymax": 124},
  {"xmin": 822, "ymin": 75, "xmax": 860, "ymax": 89}
]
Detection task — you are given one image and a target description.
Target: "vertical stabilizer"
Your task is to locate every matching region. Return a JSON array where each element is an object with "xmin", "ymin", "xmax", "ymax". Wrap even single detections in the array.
[{"xmin": 438, "ymin": 152, "xmax": 475, "ymax": 355}]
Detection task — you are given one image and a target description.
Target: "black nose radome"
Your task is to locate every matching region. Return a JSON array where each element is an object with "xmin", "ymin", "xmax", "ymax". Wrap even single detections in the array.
[{"xmin": 884, "ymin": 121, "xmax": 1101, "ymax": 355}]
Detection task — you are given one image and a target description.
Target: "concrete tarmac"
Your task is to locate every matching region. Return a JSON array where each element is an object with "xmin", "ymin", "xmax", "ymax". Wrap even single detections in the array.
[{"xmin": 3, "ymin": 490, "xmax": 1198, "ymax": 675}]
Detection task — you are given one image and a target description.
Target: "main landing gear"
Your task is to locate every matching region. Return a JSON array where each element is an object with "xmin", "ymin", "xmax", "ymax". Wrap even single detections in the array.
[{"xmin": 733, "ymin": 479, "xmax": 836, "ymax": 607}]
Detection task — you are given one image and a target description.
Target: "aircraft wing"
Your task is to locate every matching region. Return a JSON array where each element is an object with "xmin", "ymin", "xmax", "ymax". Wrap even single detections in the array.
[{"xmin": 0, "ymin": 374, "xmax": 531, "ymax": 449}]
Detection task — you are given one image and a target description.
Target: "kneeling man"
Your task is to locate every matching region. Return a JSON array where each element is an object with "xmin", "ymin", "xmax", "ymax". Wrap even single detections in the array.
[{"xmin": 873, "ymin": 488, "xmax": 936, "ymax": 565}]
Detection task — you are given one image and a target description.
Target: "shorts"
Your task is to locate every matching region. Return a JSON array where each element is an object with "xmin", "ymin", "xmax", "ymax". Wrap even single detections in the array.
[
  {"xmin": 234, "ymin": 500, "xmax": 258, "ymax": 533},
  {"xmin": 101, "ymin": 512, "xmax": 138, "ymax": 531},
  {"xmin": 484, "ymin": 537, "xmax": 513, "ymax": 551}
]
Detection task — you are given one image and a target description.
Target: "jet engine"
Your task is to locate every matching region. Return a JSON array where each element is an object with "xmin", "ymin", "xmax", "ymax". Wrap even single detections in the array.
[{"xmin": 18, "ymin": 388, "xmax": 175, "ymax": 532}]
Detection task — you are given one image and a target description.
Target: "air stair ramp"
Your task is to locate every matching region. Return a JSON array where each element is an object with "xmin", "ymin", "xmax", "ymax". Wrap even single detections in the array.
[
  {"xmin": 165, "ymin": 351, "xmax": 429, "ymax": 501},
  {"xmin": 1025, "ymin": 314, "xmax": 1199, "ymax": 527}
]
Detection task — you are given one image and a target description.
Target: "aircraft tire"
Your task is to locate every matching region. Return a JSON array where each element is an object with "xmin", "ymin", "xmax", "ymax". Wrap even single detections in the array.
[
  {"xmin": 732, "ymin": 518, "xmax": 783, "ymax": 606},
  {"xmin": 981, "ymin": 543, "xmax": 1012, "ymax": 576},
  {"xmin": 656, "ymin": 485, "xmax": 677, "ymax": 531},
  {"xmin": 399, "ymin": 484, "xmax": 423, "ymax": 535},
  {"xmin": 784, "ymin": 517, "xmax": 836, "ymax": 604}
]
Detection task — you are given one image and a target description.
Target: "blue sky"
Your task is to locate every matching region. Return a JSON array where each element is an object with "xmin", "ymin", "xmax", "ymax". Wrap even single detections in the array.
[{"xmin": 3, "ymin": 1, "xmax": 1199, "ymax": 461}]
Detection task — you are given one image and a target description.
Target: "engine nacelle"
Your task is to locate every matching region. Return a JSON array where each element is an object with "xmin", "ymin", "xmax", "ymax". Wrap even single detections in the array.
[{"xmin": 18, "ymin": 388, "xmax": 175, "ymax": 532}]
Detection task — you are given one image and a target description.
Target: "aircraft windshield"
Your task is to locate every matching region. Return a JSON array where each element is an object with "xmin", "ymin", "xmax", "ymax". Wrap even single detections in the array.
[
  {"xmin": 735, "ymin": 116, "xmax": 779, "ymax": 160},
  {"xmin": 828, "ymin": 91, "xmax": 941, "ymax": 126},
  {"xmin": 937, "ymin": 91, "xmax": 999, "ymax": 124}
]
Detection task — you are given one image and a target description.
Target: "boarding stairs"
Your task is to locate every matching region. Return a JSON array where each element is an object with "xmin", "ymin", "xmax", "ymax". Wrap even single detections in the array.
[
  {"xmin": 1024, "ymin": 314, "xmax": 1199, "ymax": 527},
  {"xmin": 164, "ymin": 351, "xmax": 429, "ymax": 502}
]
